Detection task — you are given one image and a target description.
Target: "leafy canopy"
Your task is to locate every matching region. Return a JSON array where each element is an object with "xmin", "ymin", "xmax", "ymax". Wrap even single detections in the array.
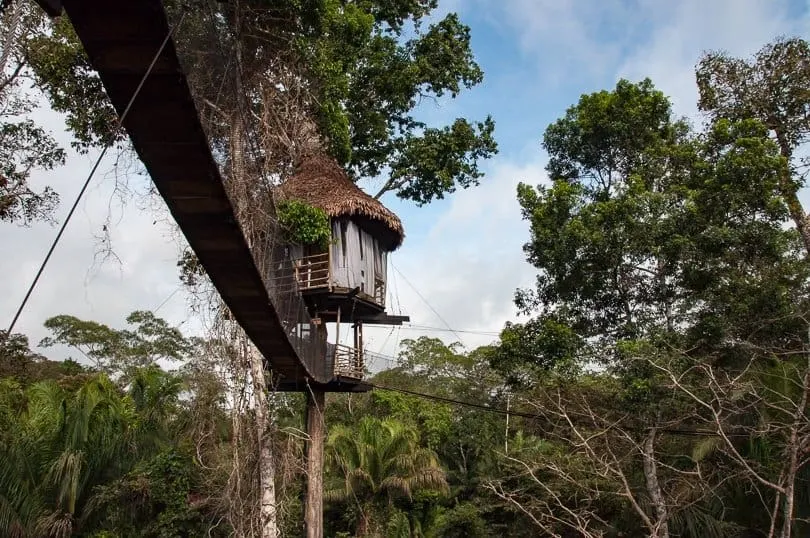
[
  {"xmin": 40, "ymin": 311, "xmax": 195, "ymax": 376},
  {"xmin": 697, "ymin": 37, "xmax": 810, "ymax": 254},
  {"xmin": 514, "ymin": 79, "xmax": 800, "ymax": 359},
  {"xmin": 0, "ymin": 4, "xmax": 65, "ymax": 224},
  {"xmin": 24, "ymin": 0, "xmax": 498, "ymax": 205}
]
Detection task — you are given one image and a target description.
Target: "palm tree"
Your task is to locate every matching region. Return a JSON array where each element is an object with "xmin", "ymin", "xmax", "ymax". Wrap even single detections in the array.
[
  {"xmin": 0, "ymin": 369, "xmax": 182, "ymax": 537},
  {"xmin": 326, "ymin": 416, "xmax": 448, "ymax": 537},
  {"xmin": 0, "ymin": 375, "xmax": 133, "ymax": 536},
  {"xmin": 0, "ymin": 378, "xmax": 47, "ymax": 537},
  {"xmin": 125, "ymin": 365, "xmax": 184, "ymax": 455}
]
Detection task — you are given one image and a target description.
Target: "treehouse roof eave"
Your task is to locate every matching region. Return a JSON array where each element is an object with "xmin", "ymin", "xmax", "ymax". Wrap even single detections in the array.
[{"xmin": 278, "ymin": 155, "xmax": 405, "ymax": 251}]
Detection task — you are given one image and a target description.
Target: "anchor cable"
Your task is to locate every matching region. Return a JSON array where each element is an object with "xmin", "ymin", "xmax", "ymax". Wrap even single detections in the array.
[{"xmin": 6, "ymin": 11, "xmax": 187, "ymax": 335}]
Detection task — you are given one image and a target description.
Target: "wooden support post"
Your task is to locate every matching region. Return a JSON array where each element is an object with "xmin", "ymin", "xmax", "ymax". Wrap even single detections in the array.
[
  {"xmin": 358, "ymin": 321, "xmax": 364, "ymax": 373},
  {"xmin": 304, "ymin": 389, "xmax": 326, "ymax": 538},
  {"xmin": 327, "ymin": 244, "xmax": 333, "ymax": 292},
  {"xmin": 335, "ymin": 306, "xmax": 341, "ymax": 344}
]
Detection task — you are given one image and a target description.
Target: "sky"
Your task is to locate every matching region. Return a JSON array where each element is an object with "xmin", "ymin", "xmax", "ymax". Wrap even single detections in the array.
[{"xmin": 2, "ymin": 0, "xmax": 810, "ymax": 368}]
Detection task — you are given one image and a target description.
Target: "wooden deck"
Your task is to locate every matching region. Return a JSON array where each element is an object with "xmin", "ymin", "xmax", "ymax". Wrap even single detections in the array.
[{"xmin": 54, "ymin": 0, "xmax": 333, "ymax": 386}]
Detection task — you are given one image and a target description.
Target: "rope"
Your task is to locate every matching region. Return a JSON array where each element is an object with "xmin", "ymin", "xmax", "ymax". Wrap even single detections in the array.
[
  {"xmin": 391, "ymin": 262, "xmax": 468, "ymax": 346},
  {"xmin": 6, "ymin": 10, "xmax": 188, "ymax": 335},
  {"xmin": 368, "ymin": 382, "xmax": 746, "ymax": 438}
]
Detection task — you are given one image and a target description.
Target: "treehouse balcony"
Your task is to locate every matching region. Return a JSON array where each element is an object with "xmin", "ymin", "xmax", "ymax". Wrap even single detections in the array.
[
  {"xmin": 294, "ymin": 252, "xmax": 331, "ymax": 291},
  {"xmin": 327, "ymin": 343, "xmax": 365, "ymax": 379},
  {"xmin": 291, "ymin": 248, "xmax": 388, "ymax": 320}
]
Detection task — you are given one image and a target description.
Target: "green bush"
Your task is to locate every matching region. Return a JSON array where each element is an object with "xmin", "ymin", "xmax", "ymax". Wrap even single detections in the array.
[{"xmin": 277, "ymin": 199, "xmax": 331, "ymax": 249}]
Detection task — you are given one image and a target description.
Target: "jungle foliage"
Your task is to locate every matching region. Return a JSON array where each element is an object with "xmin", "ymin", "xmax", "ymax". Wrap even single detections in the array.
[{"xmin": 4, "ymin": 4, "xmax": 810, "ymax": 535}]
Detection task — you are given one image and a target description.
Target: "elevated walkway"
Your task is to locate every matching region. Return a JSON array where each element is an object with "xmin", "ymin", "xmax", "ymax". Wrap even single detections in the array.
[{"xmin": 50, "ymin": 0, "xmax": 334, "ymax": 387}]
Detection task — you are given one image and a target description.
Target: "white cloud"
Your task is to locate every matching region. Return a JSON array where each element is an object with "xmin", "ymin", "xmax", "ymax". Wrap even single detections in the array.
[
  {"xmin": 476, "ymin": 0, "xmax": 641, "ymax": 85},
  {"xmin": 616, "ymin": 0, "xmax": 801, "ymax": 119},
  {"xmin": 473, "ymin": 0, "xmax": 806, "ymax": 111},
  {"xmin": 364, "ymin": 158, "xmax": 547, "ymax": 359},
  {"xmin": 0, "ymin": 123, "xmax": 196, "ymax": 359}
]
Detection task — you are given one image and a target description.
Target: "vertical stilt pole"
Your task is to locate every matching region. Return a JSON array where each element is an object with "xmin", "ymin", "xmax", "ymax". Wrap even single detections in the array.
[
  {"xmin": 336, "ymin": 307, "xmax": 341, "ymax": 340},
  {"xmin": 352, "ymin": 323, "xmax": 359, "ymax": 377},
  {"xmin": 305, "ymin": 388, "xmax": 325, "ymax": 538},
  {"xmin": 358, "ymin": 321, "xmax": 364, "ymax": 373}
]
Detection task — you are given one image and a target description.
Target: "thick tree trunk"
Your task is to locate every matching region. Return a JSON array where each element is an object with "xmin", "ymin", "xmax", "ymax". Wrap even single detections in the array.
[
  {"xmin": 775, "ymin": 133, "xmax": 810, "ymax": 257},
  {"xmin": 249, "ymin": 345, "xmax": 279, "ymax": 538},
  {"xmin": 779, "ymin": 174, "xmax": 810, "ymax": 256},
  {"xmin": 642, "ymin": 429, "xmax": 669, "ymax": 538},
  {"xmin": 305, "ymin": 389, "xmax": 326, "ymax": 538}
]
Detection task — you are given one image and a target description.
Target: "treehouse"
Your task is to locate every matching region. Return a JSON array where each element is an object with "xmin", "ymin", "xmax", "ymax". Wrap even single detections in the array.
[{"xmin": 277, "ymin": 155, "xmax": 409, "ymax": 382}]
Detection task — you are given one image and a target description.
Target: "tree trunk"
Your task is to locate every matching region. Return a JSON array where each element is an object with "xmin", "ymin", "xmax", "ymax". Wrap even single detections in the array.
[
  {"xmin": 249, "ymin": 344, "xmax": 279, "ymax": 538},
  {"xmin": 642, "ymin": 428, "xmax": 669, "ymax": 538},
  {"xmin": 305, "ymin": 389, "xmax": 326, "ymax": 538},
  {"xmin": 775, "ymin": 133, "xmax": 810, "ymax": 257},
  {"xmin": 355, "ymin": 509, "xmax": 371, "ymax": 537},
  {"xmin": 231, "ymin": 103, "xmax": 279, "ymax": 538},
  {"xmin": 779, "ymin": 174, "xmax": 810, "ymax": 256},
  {"xmin": 780, "ymin": 366, "xmax": 810, "ymax": 538}
]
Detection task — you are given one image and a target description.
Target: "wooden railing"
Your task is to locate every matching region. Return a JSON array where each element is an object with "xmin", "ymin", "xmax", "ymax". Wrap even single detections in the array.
[
  {"xmin": 333, "ymin": 343, "xmax": 363, "ymax": 379},
  {"xmin": 293, "ymin": 252, "xmax": 330, "ymax": 290},
  {"xmin": 261, "ymin": 244, "xmax": 329, "ymax": 380}
]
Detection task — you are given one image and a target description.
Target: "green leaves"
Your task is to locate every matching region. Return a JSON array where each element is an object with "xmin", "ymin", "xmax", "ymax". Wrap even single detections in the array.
[
  {"xmin": 25, "ymin": 17, "xmax": 122, "ymax": 152},
  {"xmin": 697, "ymin": 38, "xmax": 810, "ymax": 255},
  {"xmin": 489, "ymin": 316, "xmax": 584, "ymax": 386},
  {"xmin": 326, "ymin": 416, "xmax": 448, "ymax": 535},
  {"xmin": 0, "ymin": 3, "xmax": 66, "ymax": 225},
  {"xmin": 40, "ymin": 311, "xmax": 194, "ymax": 378},
  {"xmin": 0, "ymin": 370, "xmax": 203, "ymax": 538},
  {"xmin": 0, "ymin": 118, "xmax": 64, "ymax": 224},
  {"xmin": 389, "ymin": 116, "xmax": 497, "ymax": 205},
  {"xmin": 276, "ymin": 198, "xmax": 332, "ymax": 248},
  {"xmin": 292, "ymin": 1, "xmax": 497, "ymax": 201},
  {"xmin": 517, "ymin": 78, "xmax": 803, "ymax": 363},
  {"xmin": 324, "ymin": 338, "xmax": 514, "ymax": 535},
  {"xmin": 22, "ymin": 0, "xmax": 496, "ymax": 207},
  {"xmin": 543, "ymin": 78, "xmax": 680, "ymax": 193},
  {"xmin": 91, "ymin": 449, "xmax": 207, "ymax": 537},
  {"xmin": 697, "ymin": 37, "xmax": 810, "ymax": 157},
  {"xmin": 411, "ymin": 13, "xmax": 483, "ymax": 98}
]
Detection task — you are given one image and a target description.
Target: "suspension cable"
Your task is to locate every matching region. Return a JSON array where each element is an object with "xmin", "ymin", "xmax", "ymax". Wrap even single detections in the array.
[{"xmin": 6, "ymin": 10, "xmax": 187, "ymax": 335}]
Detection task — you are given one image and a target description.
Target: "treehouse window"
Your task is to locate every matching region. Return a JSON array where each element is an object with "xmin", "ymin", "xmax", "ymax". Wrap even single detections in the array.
[{"xmin": 358, "ymin": 228, "xmax": 364, "ymax": 260}]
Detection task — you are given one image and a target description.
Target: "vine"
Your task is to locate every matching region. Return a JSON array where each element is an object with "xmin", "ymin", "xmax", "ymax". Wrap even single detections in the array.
[{"xmin": 276, "ymin": 199, "xmax": 331, "ymax": 249}]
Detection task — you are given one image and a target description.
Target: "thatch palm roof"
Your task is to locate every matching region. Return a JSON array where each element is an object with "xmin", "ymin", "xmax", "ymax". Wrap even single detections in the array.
[{"xmin": 278, "ymin": 155, "xmax": 404, "ymax": 250}]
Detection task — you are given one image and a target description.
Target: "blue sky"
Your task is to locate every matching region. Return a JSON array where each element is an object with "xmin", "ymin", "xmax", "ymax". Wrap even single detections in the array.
[{"xmin": 3, "ymin": 0, "xmax": 810, "ymax": 365}]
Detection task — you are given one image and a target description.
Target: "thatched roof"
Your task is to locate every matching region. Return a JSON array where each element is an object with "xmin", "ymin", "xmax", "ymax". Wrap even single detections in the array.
[{"xmin": 278, "ymin": 155, "xmax": 404, "ymax": 250}]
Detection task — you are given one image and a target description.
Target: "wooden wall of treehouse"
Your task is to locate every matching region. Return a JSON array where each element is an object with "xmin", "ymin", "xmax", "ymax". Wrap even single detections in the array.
[{"xmin": 288, "ymin": 217, "xmax": 388, "ymax": 304}]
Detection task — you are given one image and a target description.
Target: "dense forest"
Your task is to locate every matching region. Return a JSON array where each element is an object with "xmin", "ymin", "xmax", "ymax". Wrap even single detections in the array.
[{"xmin": 3, "ymin": 0, "xmax": 810, "ymax": 537}]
